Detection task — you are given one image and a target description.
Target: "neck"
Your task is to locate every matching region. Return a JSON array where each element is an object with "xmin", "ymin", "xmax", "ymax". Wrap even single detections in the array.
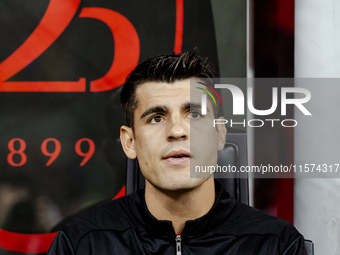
[{"xmin": 144, "ymin": 178, "xmax": 215, "ymax": 234}]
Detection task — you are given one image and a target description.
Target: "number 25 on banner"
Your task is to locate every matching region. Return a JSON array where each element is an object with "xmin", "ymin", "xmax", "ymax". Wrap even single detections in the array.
[{"xmin": 0, "ymin": 0, "xmax": 140, "ymax": 92}]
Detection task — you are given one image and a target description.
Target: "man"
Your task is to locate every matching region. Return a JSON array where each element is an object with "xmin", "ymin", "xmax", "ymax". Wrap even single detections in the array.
[{"xmin": 47, "ymin": 51, "xmax": 307, "ymax": 254}]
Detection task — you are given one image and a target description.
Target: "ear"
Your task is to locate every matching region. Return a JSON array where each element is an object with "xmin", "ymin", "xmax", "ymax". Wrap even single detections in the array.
[
  {"xmin": 120, "ymin": 125, "xmax": 137, "ymax": 159},
  {"xmin": 215, "ymin": 117, "xmax": 227, "ymax": 151}
]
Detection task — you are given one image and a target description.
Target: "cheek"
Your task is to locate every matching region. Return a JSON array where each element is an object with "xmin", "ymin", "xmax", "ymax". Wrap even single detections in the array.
[
  {"xmin": 135, "ymin": 139, "xmax": 154, "ymax": 165},
  {"xmin": 134, "ymin": 126, "xmax": 165, "ymax": 167},
  {"xmin": 192, "ymin": 129, "xmax": 219, "ymax": 148}
]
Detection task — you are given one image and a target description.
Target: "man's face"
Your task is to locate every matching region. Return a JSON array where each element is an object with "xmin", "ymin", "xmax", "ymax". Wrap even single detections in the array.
[{"xmin": 120, "ymin": 79, "xmax": 226, "ymax": 191}]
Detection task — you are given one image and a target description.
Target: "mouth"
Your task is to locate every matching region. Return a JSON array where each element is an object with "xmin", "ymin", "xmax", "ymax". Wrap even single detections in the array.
[{"xmin": 163, "ymin": 150, "xmax": 191, "ymax": 165}]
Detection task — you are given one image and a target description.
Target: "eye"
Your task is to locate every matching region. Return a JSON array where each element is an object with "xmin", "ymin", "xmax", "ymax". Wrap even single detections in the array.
[
  {"xmin": 149, "ymin": 115, "xmax": 164, "ymax": 124},
  {"xmin": 189, "ymin": 111, "xmax": 202, "ymax": 119}
]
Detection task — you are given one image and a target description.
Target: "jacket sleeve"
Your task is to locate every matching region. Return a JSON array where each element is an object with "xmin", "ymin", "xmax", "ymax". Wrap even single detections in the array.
[
  {"xmin": 47, "ymin": 231, "xmax": 76, "ymax": 255},
  {"xmin": 280, "ymin": 226, "xmax": 308, "ymax": 255}
]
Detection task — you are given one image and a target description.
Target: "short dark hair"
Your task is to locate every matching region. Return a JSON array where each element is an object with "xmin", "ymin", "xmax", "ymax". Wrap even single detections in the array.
[{"xmin": 120, "ymin": 51, "xmax": 214, "ymax": 128}]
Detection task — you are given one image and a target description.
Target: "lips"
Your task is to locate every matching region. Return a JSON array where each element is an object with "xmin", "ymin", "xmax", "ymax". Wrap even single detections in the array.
[{"xmin": 163, "ymin": 150, "xmax": 191, "ymax": 165}]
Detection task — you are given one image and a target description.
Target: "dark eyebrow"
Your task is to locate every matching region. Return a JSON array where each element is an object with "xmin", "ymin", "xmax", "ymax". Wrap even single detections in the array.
[
  {"xmin": 187, "ymin": 103, "xmax": 201, "ymax": 110},
  {"xmin": 187, "ymin": 102, "xmax": 211, "ymax": 113},
  {"xmin": 140, "ymin": 106, "xmax": 168, "ymax": 119},
  {"xmin": 182, "ymin": 102, "xmax": 205, "ymax": 113},
  {"xmin": 140, "ymin": 102, "xmax": 202, "ymax": 120}
]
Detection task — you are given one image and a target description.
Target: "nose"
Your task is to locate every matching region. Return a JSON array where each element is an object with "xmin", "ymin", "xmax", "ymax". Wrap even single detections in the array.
[{"xmin": 166, "ymin": 113, "xmax": 189, "ymax": 142}]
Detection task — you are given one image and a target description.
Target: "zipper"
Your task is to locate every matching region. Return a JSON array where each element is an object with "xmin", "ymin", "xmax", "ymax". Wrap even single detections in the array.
[{"xmin": 175, "ymin": 234, "xmax": 182, "ymax": 255}]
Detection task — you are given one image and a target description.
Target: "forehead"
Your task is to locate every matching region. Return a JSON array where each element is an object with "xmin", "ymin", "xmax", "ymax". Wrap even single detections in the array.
[
  {"xmin": 135, "ymin": 79, "xmax": 205, "ymax": 108},
  {"xmin": 135, "ymin": 80, "xmax": 190, "ymax": 108},
  {"xmin": 137, "ymin": 79, "xmax": 189, "ymax": 94}
]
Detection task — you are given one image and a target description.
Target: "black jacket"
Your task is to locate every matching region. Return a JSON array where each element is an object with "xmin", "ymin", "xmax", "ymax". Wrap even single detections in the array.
[{"xmin": 47, "ymin": 181, "xmax": 307, "ymax": 254}]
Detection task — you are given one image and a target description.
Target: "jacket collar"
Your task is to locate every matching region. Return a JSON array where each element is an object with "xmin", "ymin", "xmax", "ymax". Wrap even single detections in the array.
[{"xmin": 127, "ymin": 180, "xmax": 236, "ymax": 238}]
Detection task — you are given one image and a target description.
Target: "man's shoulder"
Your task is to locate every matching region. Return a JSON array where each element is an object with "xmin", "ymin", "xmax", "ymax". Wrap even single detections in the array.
[
  {"xmin": 211, "ymin": 198, "xmax": 307, "ymax": 254},
  {"xmin": 217, "ymin": 200, "xmax": 301, "ymax": 239},
  {"xmin": 60, "ymin": 194, "xmax": 135, "ymax": 243}
]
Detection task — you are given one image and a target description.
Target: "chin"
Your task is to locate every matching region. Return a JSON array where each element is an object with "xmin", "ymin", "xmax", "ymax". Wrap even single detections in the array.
[{"xmin": 158, "ymin": 177, "xmax": 208, "ymax": 192}]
